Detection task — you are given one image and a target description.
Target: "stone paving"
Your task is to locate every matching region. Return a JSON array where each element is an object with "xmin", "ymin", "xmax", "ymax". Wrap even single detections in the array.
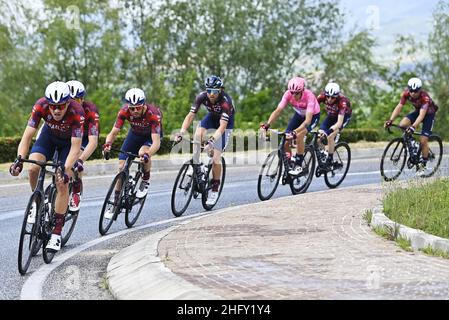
[{"xmin": 157, "ymin": 184, "xmax": 449, "ymax": 299}]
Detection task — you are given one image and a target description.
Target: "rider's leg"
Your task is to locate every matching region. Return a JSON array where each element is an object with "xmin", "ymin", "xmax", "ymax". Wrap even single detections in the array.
[
  {"xmin": 419, "ymin": 113, "xmax": 435, "ymax": 163},
  {"xmin": 399, "ymin": 117, "xmax": 412, "ymax": 128},
  {"xmin": 285, "ymin": 113, "xmax": 303, "ymax": 161},
  {"xmin": 28, "ymin": 153, "xmax": 47, "ymax": 191},
  {"xmin": 28, "ymin": 125, "xmax": 55, "ymax": 191},
  {"xmin": 295, "ymin": 127, "xmax": 308, "ymax": 165}
]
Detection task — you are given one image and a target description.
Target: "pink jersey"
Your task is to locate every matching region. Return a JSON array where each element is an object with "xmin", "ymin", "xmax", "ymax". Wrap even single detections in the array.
[{"xmin": 278, "ymin": 89, "xmax": 321, "ymax": 116}]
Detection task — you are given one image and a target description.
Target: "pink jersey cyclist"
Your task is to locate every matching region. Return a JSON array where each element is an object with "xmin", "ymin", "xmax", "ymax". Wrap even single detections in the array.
[
  {"xmin": 261, "ymin": 77, "xmax": 321, "ymax": 175},
  {"xmin": 278, "ymin": 89, "xmax": 321, "ymax": 117}
]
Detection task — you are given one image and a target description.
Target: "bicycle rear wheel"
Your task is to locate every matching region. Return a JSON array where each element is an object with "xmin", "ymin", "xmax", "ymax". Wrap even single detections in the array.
[
  {"xmin": 257, "ymin": 151, "xmax": 282, "ymax": 201},
  {"xmin": 290, "ymin": 145, "xmax": 315, "ymax": 194},
  {"xmin": 380, "ymin": 138, "xmax": 406, "ymax": 181},
  {"xmin": 324, "ymin": 142, "xmax": 351, "ymax": 189},
  {"xmin": 18, "ymin": 192, "xmax": 42, "ymax": 275},
  {"xmin": 420, "ymin": 135, "xmax": 443, "ymax": 178},
  {"xmin": 171, "ymin": 163, "xmax": 194, "ymax": 217},
  {"xmin": 202, "ymin": 157, "xmax": 226, "ymax": 211},
  {"xmin": 99, "ymin": 172, "xmax": 125, "ymax": 235},
  {"xmin": 125, "ymin": 172, "xmax": 146, "ymax": 228}
]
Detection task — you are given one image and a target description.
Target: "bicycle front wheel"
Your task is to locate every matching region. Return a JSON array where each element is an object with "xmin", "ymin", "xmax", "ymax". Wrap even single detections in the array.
[
  {"xmin": 125, "ymin": 172, "xmax": 146, "ymax": 228},
  {"xmin": 18, "ymin": 192, "xmax": 42, "ymax": 275},
  {"xmin": 171, "ymin": 163, "xmax": 194, "ymax": 217},
  {"xmin": 202, "ymin": 157, "xmax": 226, "ymax": 211},
  {"xmin": 324, "ymin": 142, "xmax": 351, "ymax": 189},
  {"xmin": 380, "ymin": 138, "xmax": 406, "ymax": 181},
  {"xmin": 257, "ymin": 151, "xmax": 282, "ymax": 201},
  {"xmin": 99, "ymin": 172, "xmax": 125, "ymax": 235},
  {"xmin": 290, "ymin": 145, "xmax": 315, "ymax": 195}
]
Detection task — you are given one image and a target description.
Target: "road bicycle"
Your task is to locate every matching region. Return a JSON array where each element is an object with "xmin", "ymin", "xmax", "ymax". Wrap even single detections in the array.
[
  {"xmin": 257, "ymin": 129, "xmax": 314, "ymax": 201},
  {"xmin": 17, "ymin": 156, "xmax": 65, "ymax": 275},
  {"xmin": 309, "ymin": 130, "xmax": 351, "ymax": 189},
  {"xmin": 380, "ymin": 124, "xmax": 443, "ymax": 181},
  {"xmin": 99, "ymin": 148, "xmax": 147, "ymax": 235},
  {"xmin": 171, "ymin": 140, "xmax": 226, "ymax": 216}
]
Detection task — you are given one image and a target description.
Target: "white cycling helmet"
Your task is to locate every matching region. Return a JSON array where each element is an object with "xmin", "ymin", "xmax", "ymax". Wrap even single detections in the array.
[
  {"xmin": 66, "ymin": 80, "xmax": 86, "ymax": 98},
  {"xmin": 324, "ymin": 82, "xmax": 340, "ymax": 97},
  {"xmin": 125, "ymin": 88, "xmax": 146, "ymax": 106},
  {"xmin": 45, "ymin": 81, "xmax": 71, "ymax": 104},
  {"xmin": 407, "ymin": 77, "xmax": 422, "ymax": 91}
]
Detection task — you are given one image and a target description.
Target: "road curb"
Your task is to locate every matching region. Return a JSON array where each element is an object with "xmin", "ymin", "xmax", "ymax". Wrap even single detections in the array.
[
  {"xmin": 106, "ymin": 222, "xmax": 223, "ymax": 300},
  {"xmin": 371, "ymin": 205, "xmax": 449, "ymax": 253}
]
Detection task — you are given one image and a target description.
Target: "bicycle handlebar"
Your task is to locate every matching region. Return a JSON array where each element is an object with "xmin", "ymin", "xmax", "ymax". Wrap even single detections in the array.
[
  {"xmin": 386, "ymin": 123, "xmax": 422, "ymax": 136},
  {"xmin": 105, "ymin": 147, "xmax": 140, "ymax": 159}
]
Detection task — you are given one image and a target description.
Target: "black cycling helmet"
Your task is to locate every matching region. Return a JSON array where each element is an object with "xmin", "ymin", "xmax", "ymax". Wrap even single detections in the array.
[{"xmin": 205, "ymin": 75, "xmax": 223, "ymax": 89}]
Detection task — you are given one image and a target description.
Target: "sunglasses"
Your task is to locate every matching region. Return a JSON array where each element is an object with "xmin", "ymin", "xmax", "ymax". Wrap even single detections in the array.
[
  {"xmin": 290, "ymin": 90, "xmax": 302, "ymax": 95},
  {"xmin": 49, "ymin": 103, "xmax": 67, "ymax": 111},
  {"xmin": 409, "ymin": 88, "xmax": 421, "ymax": 93},
  {"xmin": 206, "ymin": 89, "xmax": 221, "ymax": 95},
  {"xmin": 129, "ymin": 105, "xmax": 143, "ymax": 112}
]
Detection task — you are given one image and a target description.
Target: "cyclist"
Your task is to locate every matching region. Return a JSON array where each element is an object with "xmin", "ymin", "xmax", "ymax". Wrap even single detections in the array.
[
  {"xmin": 260, "ymin": 76, "xmax": 321, "ymax": 176},
  {"xmin": 66, "ymin": 80, "xmax": 100, "ymax": 212},
  {"xmin": 9, "ymin": 81, "xmax": 85, "ymax": 251},
  {"xmin": 316, "ymin": 82, "xmax": 352, "ymax": 169},
  {"xmin": 174, "ymin": 75, "xmax": 235, "ymax": 206},
  {"xmin": 384, "ymin": 77, "xmax": 439, "ymax": 176},
  {"xmin": 102, "ymin": 88, "xmax": 162, "ymax": 219}
]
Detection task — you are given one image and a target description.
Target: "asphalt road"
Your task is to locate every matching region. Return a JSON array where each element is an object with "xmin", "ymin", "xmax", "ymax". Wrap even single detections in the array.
[{"xmin": 0, "ymin": 156, "xmax": 445, "ymax": 300}]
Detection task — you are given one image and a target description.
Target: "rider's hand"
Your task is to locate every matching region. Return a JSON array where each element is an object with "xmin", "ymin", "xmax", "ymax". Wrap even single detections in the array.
[
  {"xmin": 204, "ymin": 137, "xmax": 215, "ymax": 156},
  {"xmin": 9, "ymin": 157, "xmax": 23, "ymax": 176},
  {"xmin": 141, "ymin": 153, "xmax": 150, "ymax": 163},
  {"xmin": 260, "ymin": 123, "xmax": 270, "ymax": 131},
  {"xmin": 102, "ymin": 143, "xmax": 111, "ymax": 159},
  {"xmin": 174, "ymin": 134, "xmax": 183, "ymax": 143},
  {"xmin": 285, "ymin": 131, "xmax": 297, "ymax": 141},
  {"xmin": 56, "ymin": 168, "xmax": 69, "ymax": 184},
  {"xmin": 384, "ymin": 120, "xmax": 393, "ymax": 128},
  {"xmin": 72, "ymin": 159, "xmax": 84, "ymax": 173},
  {"xmin": 406, "ymin": 125, "xmax": 416, "ymax": 135}
]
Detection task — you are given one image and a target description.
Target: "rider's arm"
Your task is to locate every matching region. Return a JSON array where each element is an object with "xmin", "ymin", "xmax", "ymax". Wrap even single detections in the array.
[
  {"xmin": 331, "ymin": 114, "xmax": 345, "ymax": 131},
  {"xmin": 80, "ymin": 135, "xmax": 98, "ymax": 162},
  {"xmin": 388, "ymin": 103, "xmax": 404, "ymax": 122},
  {"xmin": 105, "ymin": 127, "xmax": 120, "ymax": 145},
  {"xmin": 294, "ymin": 111, "xmax": 313, "ymax": 133},
  {"xmin": 267, "ymin": 106, "xmax": 283, "ymax": 126},
  {"xmin": 180, "ymin": 112, "xmax": 196, "ymax": 134},
  {"xmin": 65, "ymin": 137, "xmax": 82, "ymax": 172},
  {"xmin": 145, "ymin": 133, "xmax": 161, "ymax": 157},
  {"xmin": 17, "ymin": 126, "xmax": 37, "ymax": 158},
  {"xmin": 212, "ymin": 119, "xmax": 228, "ymax": 141},
  {"xmin": 411, "ymin": 107, "xmax": 427, "ymax": 129}
]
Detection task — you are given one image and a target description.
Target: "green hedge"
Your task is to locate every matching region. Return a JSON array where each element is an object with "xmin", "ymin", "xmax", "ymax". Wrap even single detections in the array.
[{"xmin": 0, "ymin": 129, "xmax": 388, "ymax": 163}]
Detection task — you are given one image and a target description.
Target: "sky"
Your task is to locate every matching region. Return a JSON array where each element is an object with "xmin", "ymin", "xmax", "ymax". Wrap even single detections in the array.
[
  {"xmin": 339, "ymin": 0, "xmax": 441, "ymax": 64},
  {"xmin": 9, "ymin": 0, "xmax": 442, "ymax": 66}
]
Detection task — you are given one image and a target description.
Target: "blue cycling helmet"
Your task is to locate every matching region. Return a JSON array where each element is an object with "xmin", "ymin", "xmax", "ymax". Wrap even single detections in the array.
[{"xmin": 205, "ymin": 75, "xmax": 223, "ymax": 89}]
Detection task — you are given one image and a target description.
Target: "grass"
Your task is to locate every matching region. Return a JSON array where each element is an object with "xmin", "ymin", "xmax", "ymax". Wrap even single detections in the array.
[
  {"xmin": 362, "ymin": 209, "xmax": 373, "ymax": 226},
  {"xmin": 383, "ymin": 178, "xmax": 449, "ymax": 240},
  {"xmin": 396, "ymin": 236, "xmax": 413, "ymax": 252},
  {"xmin": 373, "ymin": 224, "xmax": 413, "ymax": 252},
  {"xmin": 419, "ymin": 246, "xmax": 449, "ymax": 259},
  {"xmin": 100, "ymin": 274, "xmax": 110, "ymax": 291}
]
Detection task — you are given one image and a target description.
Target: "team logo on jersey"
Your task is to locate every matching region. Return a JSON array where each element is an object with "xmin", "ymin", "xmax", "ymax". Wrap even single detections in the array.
[{"xmin": 212, "ymin": 105, "xmax": 222, "ymax": 112}]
